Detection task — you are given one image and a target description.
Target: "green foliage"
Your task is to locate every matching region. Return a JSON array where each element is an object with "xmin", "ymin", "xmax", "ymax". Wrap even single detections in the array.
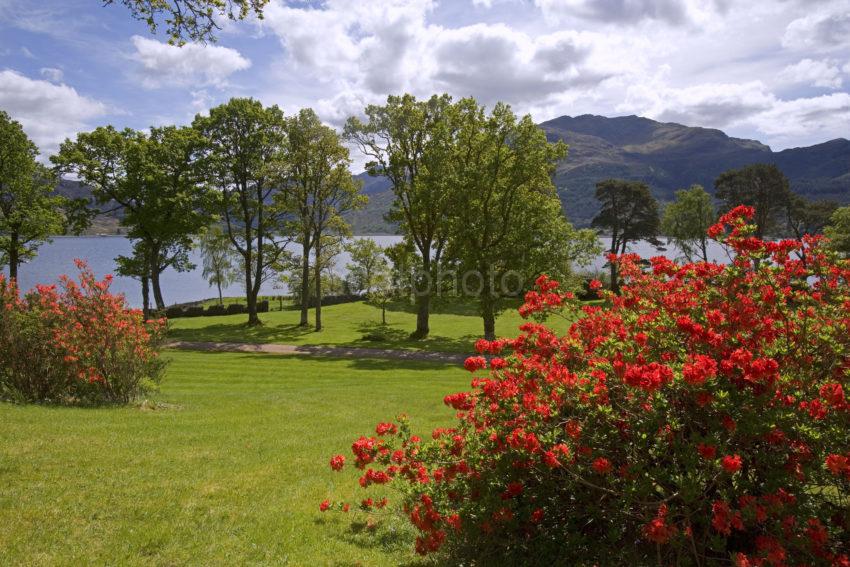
[
  {"xmin": 345, "ymin": 238, "xmax": 388, "ymax": 295},
  {"xmin": 661, "ymin": 184, "xmax": 715, "ymax": 262},
  {"xmin": 591, "ymin": 178, "xmax": 660, "ymax": 291},
  {"xmin": 0, "ymin": 112, "xmax": 69, "ymax": 280},
  {"xmin": 825, "ymin": 205, "xmax": 850, "ymax": 257},
  {"xmin": 345, "ymin": 94, "xmax": 458, "ymax": 339},
  {"xmin": 193, "ymin": 97, "xmax": 292, "ymax": 325},
  {"xmin": 52, "ymin": 124, "xmax": 207, "ymax": 309},
  {"xmin": 104, "ymin": 0, "xmax": 268, "ymax": 44},
  {"xmin": 714, "ymin": 163, "xmax": 792, "ymax": 239},
  {"xmin": 785, "ymin": 195, "xmax": 838, "ymax": 240},
  {"xmin": 445, "ymin": 99, "xmax": 589, "ymax": 339},
  {"xmin": 198, "ymin": 224, "xmax": 239, "ymax": 304}
]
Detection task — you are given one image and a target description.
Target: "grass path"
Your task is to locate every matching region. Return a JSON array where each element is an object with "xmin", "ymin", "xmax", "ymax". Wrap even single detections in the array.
[
  {"xmin": 168, "ymin": 298, "xmax": 579, "ymax": 354},
  {"xmin": 0, "ymin": 351, "xmax": 467, "ymax": 566},
  {"xmin": 167, "ymin": 340, "xmax": 467, "ymax": 363}
]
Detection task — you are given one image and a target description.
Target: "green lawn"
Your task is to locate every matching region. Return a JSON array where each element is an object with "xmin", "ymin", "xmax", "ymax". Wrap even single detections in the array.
[
  {"xmin": 168, "ymin": 297, "xmax": 578, "ymax": 353},
  {"xmin": 0, "ymin": 351, "xmax": 468, "ymax": 566}
]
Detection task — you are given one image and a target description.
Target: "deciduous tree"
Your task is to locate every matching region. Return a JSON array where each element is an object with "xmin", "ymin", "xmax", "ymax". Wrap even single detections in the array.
[
  {"xmin": 345, "ymin": 238, "xmax": 387, "ymax": 295},
  {"xmin": 714, "ymin": 163, "xmax": 791, "ymax": 239},
  {"xmin": 198, "ymin": 224, "xmax": 239, "ymax": 305},
  {"xmin": 447, "ymin": 99, "xmax": 592, "ymax": 340},
  {"xmin": 345, "ymin": 94, "xmax": 456, "ymax": 339},
  {"xmin": 282, "ymin": 109, "xmax": 364, "ymax": 328},
  {"xmin": 53, "ymin": 125, "xmax": 207, "ymax": 310},
  {"xmin": 591, "ymin": 179, "xmax": 660, "ymax": 292},
  {"xmin": 193, "ymin": 98, "xmax": 292, "ymax": 326},
  {"xmin": 660, "ymin": 184, "xmax": 715, "ymax": 262}
]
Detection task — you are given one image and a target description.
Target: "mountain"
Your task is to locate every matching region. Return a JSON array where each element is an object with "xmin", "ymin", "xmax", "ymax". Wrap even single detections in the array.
[
  {"xmin": 540, "ymin": 115, "xmax": 850, "ymax": 226},
  {"xmin": 352, "ymin": 115, "xmax": 850, "ymax": 231},
  {"xmin": 56, "ymin": 116, "xmax": 850, "ymax": 234}
]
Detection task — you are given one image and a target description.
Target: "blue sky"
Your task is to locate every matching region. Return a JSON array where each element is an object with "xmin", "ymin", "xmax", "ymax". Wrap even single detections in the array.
[{"xmin": 1, "ymin": 0, "xmax": 849, "ymax": 164}]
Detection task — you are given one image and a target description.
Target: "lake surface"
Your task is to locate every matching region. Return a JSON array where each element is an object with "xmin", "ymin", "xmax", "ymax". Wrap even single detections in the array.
[
  {"xmin": 3, "ymin": 235, "xmax": 404, "ymax": 308},
  {"xmin": 3, "ymin": 235, "xmax": 732, "ymax": 308}
]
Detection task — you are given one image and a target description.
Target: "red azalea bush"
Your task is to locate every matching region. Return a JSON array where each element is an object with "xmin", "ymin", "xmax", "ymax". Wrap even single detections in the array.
[
  {"xmin": 322, "ymin": 207, "xmax": 850, "ymax": 566},
  {"xmin": 0, "ymin": 260, "xmax": 166, "ymax": 404}
]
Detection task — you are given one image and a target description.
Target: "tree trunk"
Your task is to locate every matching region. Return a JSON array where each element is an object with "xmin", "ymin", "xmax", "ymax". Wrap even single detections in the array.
[
  {"xmin": 382, "ymin": 304, "xmax": 386, "ymax": 325},
  {"xmin": 411, "ymin": 252, "xmax": 431, "ymax": 339},
  {"xmin": 149, "ymin": 255, "xmax": 166, "ymax": 310},
  {"xmin": 217, "ymin": 281, "xmax": 223, "ymax": 305},
  {"xmin": 243, "ymin": 250, "xmax": 261, "ymax": 326},
  {"xmin": 314, "ymin": 240, "xmax": 322, "ymax": 332},
  {"xmin": 246, "ymin": 288, "xmax": 260, "ymax": 326},
  {"xmin": 481, "ymin": 297, "xmax": 496, "ymax": 341},
  {"xmin": 299, "ymin": 236, "xmax": 311, "ymax": 327},
  {"xmin": 141, "ymin": 275, "xmax": 151, "ymax": 319},
  {"xmin": 8, "ymin": 232, "xmax": 19, "ymax": 283}
]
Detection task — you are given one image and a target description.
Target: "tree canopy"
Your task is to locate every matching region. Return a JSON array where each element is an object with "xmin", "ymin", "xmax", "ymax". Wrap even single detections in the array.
[
  {"xmin": 193, "ymin": 97, "xmax": 291, "ymax": 325},
  {"xmin": 53, "ymin": 124, "xmax": 207, "ymax": 310},
  {"xmin": 591, "ymin": 179, "xmax": 660, "ymax": 292},
  {"xmin": 661, "ymin": 184, "xmax": 715, "ymax": 262},
  {"xmin": 715, "ymin": 163, "xmax": 792, "ymax": 239},
  {"xmin": 345, "ymin": 94, "xmax": 457, "ymax": 339}
]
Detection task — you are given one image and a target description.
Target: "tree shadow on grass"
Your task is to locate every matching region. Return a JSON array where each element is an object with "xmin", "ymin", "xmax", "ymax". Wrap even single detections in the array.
[
  {"xmin": 350, "ymin": 322, "xmax": 476, "ymax": 355},
  {"xmin": 168, "ymin": 322, "xmax": 314, "ymax": 344}
]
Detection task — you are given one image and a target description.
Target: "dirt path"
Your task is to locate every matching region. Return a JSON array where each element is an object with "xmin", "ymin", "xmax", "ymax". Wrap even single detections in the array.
[{"xmin": 166, "ymin": 340, "xmax": 467, "ymax": 364}]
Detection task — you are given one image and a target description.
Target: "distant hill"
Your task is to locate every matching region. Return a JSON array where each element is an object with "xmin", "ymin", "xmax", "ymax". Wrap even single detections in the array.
[
  {"xmin": 56, "ymin": 116, "xmax": 850, "ymax": 234},
  {"xmin": 353, "ymin": 115, "xmax": 850, "ymax": 231},
  {"xmin": 540, "ymin": 115, "xmax": 850, "ymax": 226}
]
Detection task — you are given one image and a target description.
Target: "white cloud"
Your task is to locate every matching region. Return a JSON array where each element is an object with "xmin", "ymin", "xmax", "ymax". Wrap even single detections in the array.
[
  {"xmin": 749, "ymin": 93, "xmax": 850, "ymax": 144},
  {"xmin": 621, "ymin": 79, "xmax": 776, "ymax": 128},
  {"xmin": 783, "ymin": 9, "xmax": 850, "ymax": 51},
  {"xmin": 261, "ymin": 0, "xmax": 625, "ymax": 119},
  {"xmin": 130, "ymin": 35, "xmax": 251, "ymax": 88},
  {"xmin": 777, "ymin": 59, "xmax": 843, "ymax": 89},
  {"xmin": 39, "ymin": 67, "xmax": 63, "ymax": 82},
  {"xmin": 0, "ymin": 69, "xmax": 108, "ymax": 156},
  {"xmin": 533, "ymin": 0, "xmax": 728, "ymax": 26}
]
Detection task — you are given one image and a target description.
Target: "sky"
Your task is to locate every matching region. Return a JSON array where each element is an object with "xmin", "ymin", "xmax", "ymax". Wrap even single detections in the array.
[{"xmin": 1, "ymin": 0, "xmax": 849, "ymax": 165}]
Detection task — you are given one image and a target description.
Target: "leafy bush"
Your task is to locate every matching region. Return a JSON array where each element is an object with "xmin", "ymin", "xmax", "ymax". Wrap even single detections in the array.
[
  {"xmin": 0, "ymin": 261, "xmax": 166, "ymax": 404},
  {"xmin": 205, "ymin": 304, "xmax": 226, "ymax": 316},
  {"xmin": 225, "ymin": 303, "xmax": 246, "ymax": 315},
  {"xmin": 257, "ymin": 300, "xmax": 269, "ymax": 313},
  {"xmin": 165, "ymin": 306, "xmax": 184, "ymax": 318},
  {"xmin": 184, "ymin": 306, "xmax": 205, "ymax": 317},
  {"xmin": 322, "ymin": 207, "xmax": 850, "ymax": 565}
]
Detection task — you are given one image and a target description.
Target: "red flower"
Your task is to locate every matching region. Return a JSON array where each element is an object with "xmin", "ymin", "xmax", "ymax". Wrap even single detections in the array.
[
  {"xmin": 825, "ymin": 454, "xmax": 849, "ymax": 476},
  {"xmin": 376, "ymin": 422, "xmax": 397, "ymax": 436},
  {"xmin": 682, "ymin": 354, "xmax": 718, "ymax": 385},
  {"xmin": 697, "ymin": 443, "xmax": 717, "ymax": 460},
  {"xmin": 592, "ymin": 457, "xmax": 612, "ymax": 475},
  {"xmin": 319, "ymin": 499, "xmax": 330, "ymax": 512},
  {"xmin": 501, "ymin": 481, "xmax": 524, "ymax": 499},
  {"xmin": 643, "ymin": 504, "xmax": 677, "ymax": 544},
  {"xmin": 721, "ymin": 454, "xmax": 743, "ymax": 474},
  {"xmin": 463, "ymin": 356, "xmax": 487, "ymax": 373},
  {"xmin": 329, "ymin": 454, "xmax": 346, "ymax": 471}
]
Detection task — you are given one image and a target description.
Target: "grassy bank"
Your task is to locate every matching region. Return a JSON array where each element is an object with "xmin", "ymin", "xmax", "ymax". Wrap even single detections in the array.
[
  {"xmin": 0, "ymin": 351, "xmax": 467, "ymax": 566},
  {"xmin": 168, "ymin": 297, "xmax": 579, "ymax": 353}
]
